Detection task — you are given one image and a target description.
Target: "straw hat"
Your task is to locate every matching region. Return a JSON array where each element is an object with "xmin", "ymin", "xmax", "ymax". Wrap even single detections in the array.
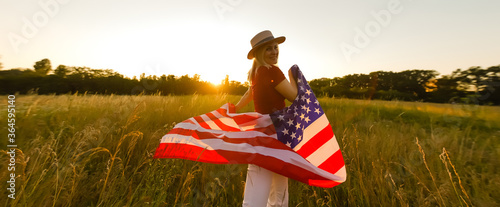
[{"xmin": 247, "ymin": 30, "xmax": 286, "ymax": 59}]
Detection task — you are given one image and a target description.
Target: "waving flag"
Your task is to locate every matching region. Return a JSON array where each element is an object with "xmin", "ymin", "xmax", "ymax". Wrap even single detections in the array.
[{"xmin": 154, "ymin": 65, "xmax": 346, "ymax": 187}]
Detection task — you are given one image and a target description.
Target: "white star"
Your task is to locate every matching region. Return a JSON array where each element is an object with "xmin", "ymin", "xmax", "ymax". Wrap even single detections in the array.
[
  {"xmin": 305, "ymin": 107, "xmax": 311, "ymax": 114},
  {"xmin": 301, "ymin": 95, "xmax": 306, "ymax": 101},
  {"xmin": 295, "ymin": 123, "xmax": 301, "ymax": 130},
  {"xmin": 315, "ymin": 100, "xmax": 320, "ymax": 105},
  {"xmin": 287, "ymin": 119, "xmax": 294, "ymax": 126},
  {"xmin": 297, "ymin": 78, "xmax": 302, "ymax": 83},
  {"xmin": 294, "ymin": 111, "xmax": 299, "ymax": 117},
  {"xmin": 291, "ymin": 132, "xmax": 296, "ymax": 139},
  {"xmin": 300, "ymin": 86, "xmax": 305, "ymax": 91},
  {"xmin": 277, "ymin": 115, "xmax": 284, "ymax": 121},
  {"xmin": 301, "ymin": 105, "xmax": 307, "ymax": 110},
  {"xmin": 305, "ymin": 89, "xmax": 312, "ymax": 96},
  {"xmin": 315, "ymin": 108, "xmax": 321, "ymax": 114},
  {"xmin": 304, "ymin": 116, "xmax": 311, "ymax": 123},
  {"xmin": 298, "ymin": 135, "xmax": 302, "ymax": 141},
  {"xmin": 282, "ymin": 128, "xmax": 289, "ymax": 135},
  {"xmin": 286, "ymin": 142, "xmax": 291, "ymax": 148},
  {"xmin": 306, "ymin": 98, "xmax": 311, "ymax": 104},
  {"xmin": 300, "ymin": 113, "xmax": 305, "ymax": 120}
]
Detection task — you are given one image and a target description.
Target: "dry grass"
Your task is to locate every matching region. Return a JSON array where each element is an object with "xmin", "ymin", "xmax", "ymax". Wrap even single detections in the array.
[{"xmin": 0, "ymin": 94, "xmax": 498, "ymax": 206}]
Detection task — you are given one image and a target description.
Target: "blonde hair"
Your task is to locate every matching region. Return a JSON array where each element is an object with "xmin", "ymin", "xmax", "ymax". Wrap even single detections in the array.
[{"xmin": 247, "ymin": 43, "xmax": 277, "ymax": 83}]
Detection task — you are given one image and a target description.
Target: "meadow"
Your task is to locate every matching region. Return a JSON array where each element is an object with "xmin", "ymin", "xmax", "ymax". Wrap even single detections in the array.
[{"xmin": 1, "ymin": 94, "xmax": 499, "ymax": 206}]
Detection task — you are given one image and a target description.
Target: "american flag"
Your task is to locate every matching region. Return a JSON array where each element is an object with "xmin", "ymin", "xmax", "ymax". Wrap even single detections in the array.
[{"xmin": 154, "ymin": 65, "xmax": 346, "ymax": 187}]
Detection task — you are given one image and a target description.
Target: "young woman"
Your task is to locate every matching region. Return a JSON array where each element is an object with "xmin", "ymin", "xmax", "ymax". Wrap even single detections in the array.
[{"xmin": 234, "ymin": 30, "xmax": 298, "ymax": 207}]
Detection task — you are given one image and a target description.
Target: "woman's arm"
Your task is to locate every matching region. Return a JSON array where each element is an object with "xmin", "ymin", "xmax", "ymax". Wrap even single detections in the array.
[
  {"xmin": 275, "ymin": 68, "xmax": 298, "ymax": 102},
  {"xmin": 234, "ymin": 88, "xmax": 252, "ymax": 112}
]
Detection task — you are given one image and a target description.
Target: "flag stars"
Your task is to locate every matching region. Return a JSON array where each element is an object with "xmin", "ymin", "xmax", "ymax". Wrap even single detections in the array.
[
  {"xmin": 306, "ymin": 98, "xmax": 311, "ymax": 104},
  {"xmin": 295, "ymin": 123, "xmax": 301, "ymax": 130},
  {"xmin": 300, "ymin": 113, "xmax": 305, "ymax": 120},
  {"xmin": 278, "ymin": 115, "xmax": 284, "ymax": 121},
  {"xmin": 305, "ymin": 89, "xmax": 312, "ymax": 96},
  {"xmin": 287, "ymin": 119, "xmax": 294, "ymax": 126},
  {"xmin": 304, "ymin": 116, "xmax": 311, "ymax": 123},
  {"xmin": 301, "ymin": 105, "xmax": 307, "ymax": 110},
  {"xmin": 314, "ymin": 108, "xmax": 321, "ymax": 114},
  {"xmin": 301, "ymin": 95, "xmax": 307, "ymax": 101},
  {"xmin": 282, "ymin": 128, "xmax": 289, "ymax": 135},
  {"xmin": 291, "ymin": 132, "xmax": 296, "ymax": 139}
]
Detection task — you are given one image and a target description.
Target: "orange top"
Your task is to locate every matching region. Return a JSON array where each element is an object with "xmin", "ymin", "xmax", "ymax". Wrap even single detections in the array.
[{"xmin": 251, "ymin": 65, "xmax": 286, "ymax": 114}]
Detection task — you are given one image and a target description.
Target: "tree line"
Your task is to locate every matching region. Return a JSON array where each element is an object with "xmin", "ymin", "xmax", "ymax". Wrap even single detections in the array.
[{"xmin": 1, "ymin": 58, "xmax": 499, "ymax": 105}]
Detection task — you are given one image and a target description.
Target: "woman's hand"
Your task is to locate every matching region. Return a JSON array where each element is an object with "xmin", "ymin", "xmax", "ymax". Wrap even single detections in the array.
[{"xmin": 234, "ymin": 88, "xmax": 252, "ymax": 112}]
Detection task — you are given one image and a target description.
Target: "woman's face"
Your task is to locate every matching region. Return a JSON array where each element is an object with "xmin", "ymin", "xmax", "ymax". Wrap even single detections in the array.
[{"xmin": 263, "ymin": 42, "xmax": 279, "ymax": 65}]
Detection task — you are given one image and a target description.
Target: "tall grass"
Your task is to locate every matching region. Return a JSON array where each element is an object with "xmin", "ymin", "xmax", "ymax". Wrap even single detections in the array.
[{"xmin": 0, "ymin": 94, "xmax": 498, "ymax": 206}]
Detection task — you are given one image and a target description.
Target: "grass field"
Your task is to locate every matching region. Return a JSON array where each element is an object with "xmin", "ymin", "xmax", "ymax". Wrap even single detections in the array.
[{"xmin": 1, "ymin": 94, "xmax": 499, "ymax": 206}]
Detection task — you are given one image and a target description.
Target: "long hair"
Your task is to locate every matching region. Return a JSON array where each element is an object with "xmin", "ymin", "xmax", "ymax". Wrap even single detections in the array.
[{"xmin": 248, "ymin": 44, "xmax": 274, "ymax": 84}]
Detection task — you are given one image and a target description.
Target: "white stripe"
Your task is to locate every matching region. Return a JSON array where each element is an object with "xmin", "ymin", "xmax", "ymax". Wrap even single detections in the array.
[
  {"xmin": 161, "ymin": 134, "xmax": 346, "ymax": 182},
  {"xmin": 200, "ymin": 114, "xmax": 220, "ymax": 130},
  {"xmin": 335, "ymin": 165, "xmax": 347, "ymax": 182},
  {"xmin": 160, "ymin": 134, "xmax": 214, "ymax": 150},
  {"xmin": 294, "ymin": 114, "xmax": 329, "ymax": 151},
  {"xmin": 211, "ymin": 110, "xmax": 240, "ymax": 129},
  {"xmin": 306, "ymin": 135, "xmax": 340, "ymax": 167}
]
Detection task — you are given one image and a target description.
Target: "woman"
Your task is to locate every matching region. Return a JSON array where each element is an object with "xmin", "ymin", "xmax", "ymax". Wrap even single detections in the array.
[{"xmin": 234, "ymin": 30, "xmax": 298, "ymax": 207}]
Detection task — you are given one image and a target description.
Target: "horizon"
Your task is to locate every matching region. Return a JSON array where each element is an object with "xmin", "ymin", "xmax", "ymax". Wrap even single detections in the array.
[
  {"xmin": 1, "ymin": 0, "xmax": 499, "ymax": 85},
  {"xmin": 2, "ymin": 59, "xmax": 499, "ymax": 86}
]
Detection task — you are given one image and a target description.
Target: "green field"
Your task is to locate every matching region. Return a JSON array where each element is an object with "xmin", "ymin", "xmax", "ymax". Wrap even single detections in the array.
[{"xmin": 1, "ymin": 94, "xmax": 499, "ymax": 206}]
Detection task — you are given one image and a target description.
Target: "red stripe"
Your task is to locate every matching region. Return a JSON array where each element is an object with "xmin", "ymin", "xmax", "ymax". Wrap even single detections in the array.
[
  {"xmin": 318, "ymin": 150, "xmax": 345, "ymax": 175},
  {"xmin": 154, "ymin": 143, "xmax": 228, "ymax": 163},
  {"xmin": 216, "ymin": 107, "xmax": 229, "ymax": 117},
  {"xmin": 206, "ymin": 112, "xmax": 240, "ymax": 131},
  {"xmin": 217, "ymin": 107, "xmax": 258, "ymax": 125},
  {"xmin": 233, "ymin": 114, "xmax": 261, "ymax": 126},
  {"xmin": 296, "ymin": 125, "xmax": 334, "ymax": 158},
  {"xmin": 193, "ymin": 116, "xmax": 210, "ymax": 129}
]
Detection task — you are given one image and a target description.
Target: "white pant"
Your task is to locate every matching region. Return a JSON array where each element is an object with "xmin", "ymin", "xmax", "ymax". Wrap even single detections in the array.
[{"xmin": 242, "ymin": 164, "xmax": 289, "ymax": 207}]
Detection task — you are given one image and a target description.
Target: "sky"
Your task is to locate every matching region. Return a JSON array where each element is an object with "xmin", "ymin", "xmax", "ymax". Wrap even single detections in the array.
[{"xmin": 1, "ymin": 0, "xmax": 499, "ymax": 85}]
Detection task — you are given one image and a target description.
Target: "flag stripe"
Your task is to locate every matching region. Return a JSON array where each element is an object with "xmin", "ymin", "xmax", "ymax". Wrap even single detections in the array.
[
  {"xmin": 318, "ymin": 150, "xmax": 346, "ymax": 176},
  {"xmin": 306, "ymin": 135, "xmax": 340, "ymax": 167},
  {"xmin": 294, "ymin": 114, "xmax": 330, "ymax": 151},
  {"xmin": 206, "ymin": 111, "xmax": 240, "ymax": 131},
  {"xmin": 296, "ymin": 122, "xmax": 333, "ymax": 157},
  {"xmin": 193, "ymin": 116, "xmax": 210, "ymax": 129},
  {"xmin": 212, "ymin": 110, "xmax": 241, "ymax": 130}
]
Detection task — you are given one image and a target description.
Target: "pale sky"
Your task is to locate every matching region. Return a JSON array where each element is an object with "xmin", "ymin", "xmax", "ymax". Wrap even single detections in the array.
[{"xmin": 1, "ymin": 0, "xmax": 499, "ymax": 84}]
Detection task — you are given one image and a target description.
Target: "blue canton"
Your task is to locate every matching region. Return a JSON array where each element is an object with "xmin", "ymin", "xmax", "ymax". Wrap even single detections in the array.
[{"xmin": 270, "ymin": 65, "xmax": 325, "ymax": 149}]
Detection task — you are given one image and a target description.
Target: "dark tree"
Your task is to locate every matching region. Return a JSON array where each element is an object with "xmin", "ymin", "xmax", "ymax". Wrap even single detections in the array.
[{"xmin": 34, "ymin": 58, "xmax": 52, "ymax": 75}]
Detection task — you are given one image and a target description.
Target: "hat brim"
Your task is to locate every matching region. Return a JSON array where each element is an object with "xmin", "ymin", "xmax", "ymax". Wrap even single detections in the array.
[{"xmin": 247, "ymin": 36, "xmax": 286, "ymax": 59}]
